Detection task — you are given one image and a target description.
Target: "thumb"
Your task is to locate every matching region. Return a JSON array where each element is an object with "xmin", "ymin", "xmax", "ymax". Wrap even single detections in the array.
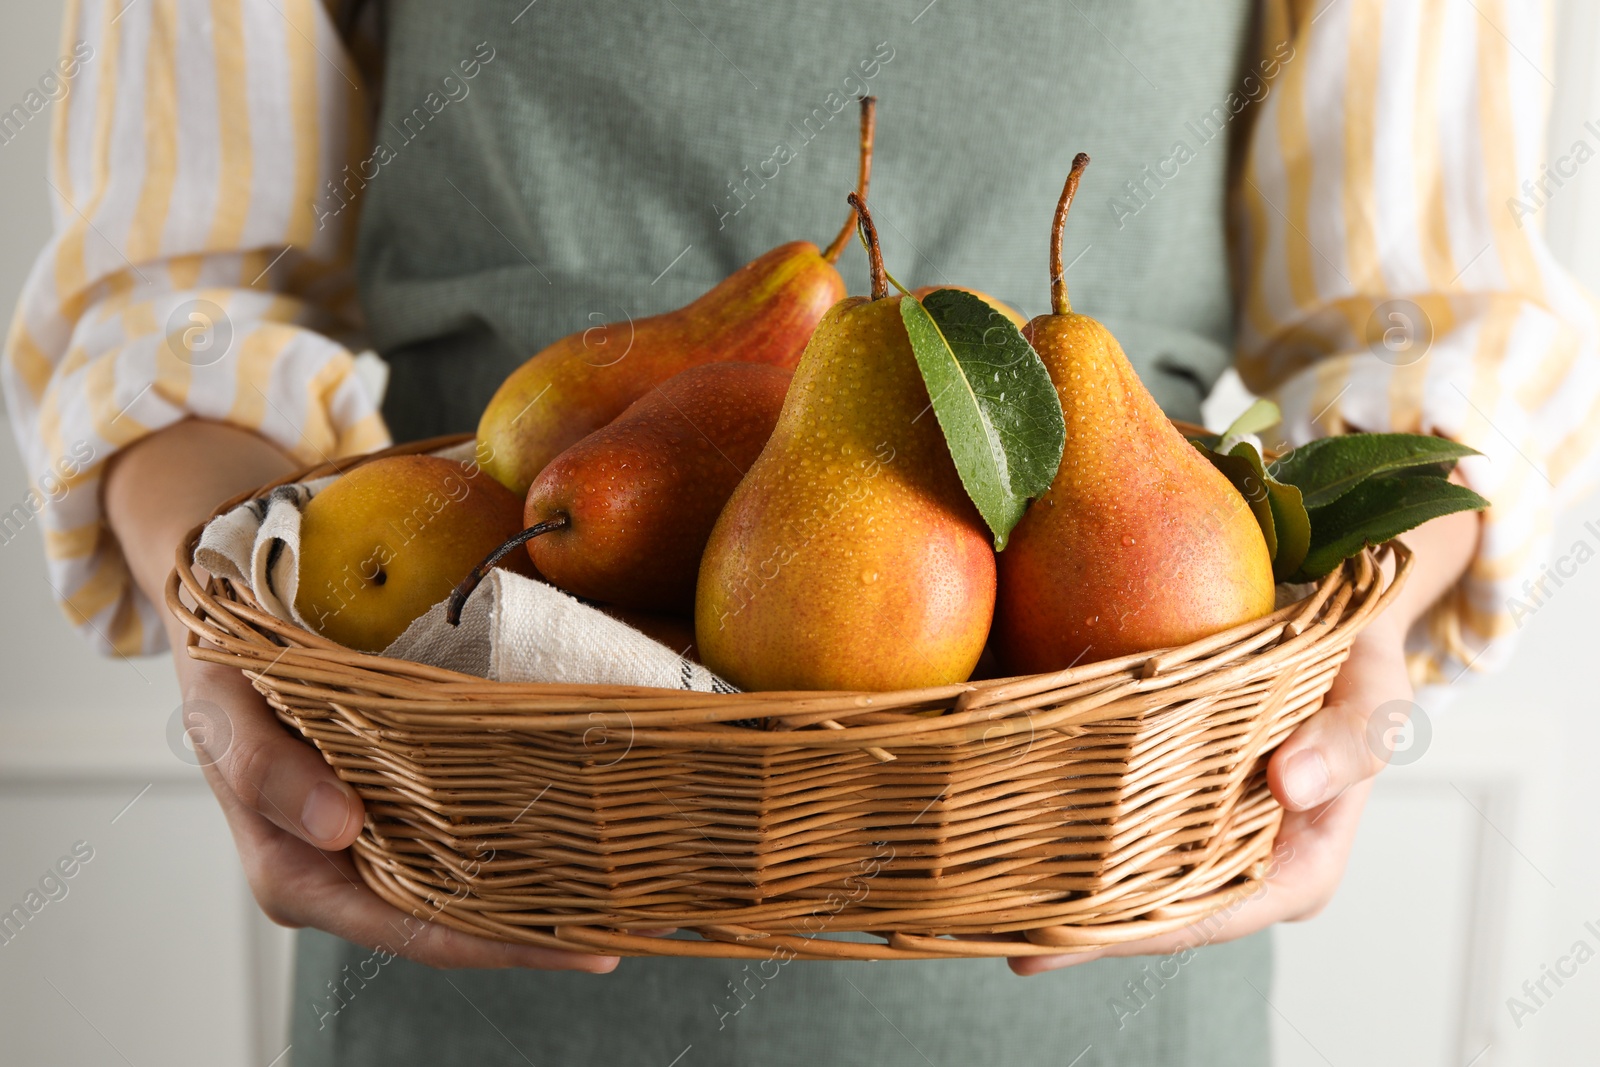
[
  {"xmin": 1268, "ymin": 626, "xmax": 1412, "ymax": 812},
  {"xmin": 184, "ymin": 658, "xmax": 366, "ymax": 850}
]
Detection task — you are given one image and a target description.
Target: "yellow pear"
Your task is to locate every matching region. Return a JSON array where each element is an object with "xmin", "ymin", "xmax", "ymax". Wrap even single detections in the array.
[
  {"xmin": 296, "ymin": 455, "xmax": 529, "ymax": 652},
  {"xmin": 696, "ymin": 195, "xmax": 996, "ymax": 691}
]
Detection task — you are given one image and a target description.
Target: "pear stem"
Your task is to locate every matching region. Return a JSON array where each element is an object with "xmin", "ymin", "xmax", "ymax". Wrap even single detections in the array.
[
  {"xmin": 821, "ymin": 96, "xmax": 878, "ymax": 264},
  {"xmin": 848, "ymin": 192, "xmax": 888, "ymax": 301},
  {"xmin": 1049, "ymin": 152, "xmax": 1091, "ymax": 316},
  {"xmin": 445, "ymin": 514, "xmax": 570, "ymax": 626}
]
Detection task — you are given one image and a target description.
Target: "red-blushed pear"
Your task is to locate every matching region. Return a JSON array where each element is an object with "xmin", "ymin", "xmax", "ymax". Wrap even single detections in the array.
[
  {"xmin": 994, "ymin": 155, "xmax": 1275, "ymax": 672},
  {"xmin": 502, "ymin": 362, "xmax": 793, "ymax": 614},
  {"xmin": 296, "ymin": 455, "xmax": 531, "ymax": 653},
  {"xmin": 695, "ymin": 194, "xmax": 996, "ymax": 692},
  {"xmin": 477, "ymin": 98, "xmax": 880, "ymax": 496},
  {"xmin": 597, "ymin": 605, "xmax": 699, "ymax": 661}
]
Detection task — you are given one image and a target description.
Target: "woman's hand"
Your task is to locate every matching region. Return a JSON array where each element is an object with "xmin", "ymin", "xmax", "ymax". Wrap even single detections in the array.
[
  {"xmin": 1011, "ymin": 500, "xmax": 1480, "ymax": 976},
  {"xmin": 108, "ymin": 419, "xmax": 618, "ymax": 973},
  {"xmin": 1010, "ymin": 617, "xmax": 1404, "ymax": 974},
  {"xmin": 177, "ymin": 654, "xmax": 615, "ymax": 971}
]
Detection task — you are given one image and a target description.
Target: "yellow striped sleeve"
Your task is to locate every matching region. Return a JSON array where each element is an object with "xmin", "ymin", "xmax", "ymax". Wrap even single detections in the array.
[
  {"xmin": 1, "ymin": 0, "xmax": 389, "ymax": 658},
  {"xmin": 1234, "ymin": 0, "xmax": 1600, "ymax": 685}
]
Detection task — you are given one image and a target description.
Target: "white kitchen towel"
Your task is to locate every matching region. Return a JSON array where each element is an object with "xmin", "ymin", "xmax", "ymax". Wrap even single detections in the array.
[
  {"xmin": 194, "ymin": 476, "xmax": 334, "ymax": 630},
  {"xmin": 388, "ymin": 569, "xmax": 736, "ymax": 691},
  {"xmin": 191, "ymin": 443, "xmax": 736, "ymax": 691}
]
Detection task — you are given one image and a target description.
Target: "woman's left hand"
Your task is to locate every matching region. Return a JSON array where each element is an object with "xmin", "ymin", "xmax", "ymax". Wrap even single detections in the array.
[
  {"xmin": 1011, "ymin": 615, "xmax": 1409, "ymax": 974},
  {"xmin": 1012, "ymin": 496, "xmax": 1481, "ymax": 977}
]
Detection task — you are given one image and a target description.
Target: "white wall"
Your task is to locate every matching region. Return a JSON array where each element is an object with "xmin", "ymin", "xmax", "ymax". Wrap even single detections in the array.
[{"xmin": 2, "ymin": 4, "xmax": 1599, "ymax": 1066}]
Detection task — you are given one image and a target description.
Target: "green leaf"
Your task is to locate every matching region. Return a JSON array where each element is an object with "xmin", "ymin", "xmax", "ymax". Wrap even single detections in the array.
[
  {"xmin": 1197, "ymin": 440, "xmax": 1312, "ymax": 582},
  {"xmin": 1228, "ymin": 442, "xmax": 1311, "ymax": 582},
  {"xmin": 1222, "ymin": 398, "xmax": 1282, "ymax": 439},
  {"xmin": 1293, "ymin": 474, "xmax": 1489, "ymax": 580},
  {"xmin": 900, "ymin": 289, "xmax": 1066, "ymax": 549},
  {"xmin": 1271, "ymin": 433, "xmax": 1480, "ymax": 510},
  {"xmin": 1397, "ymin": 461, "xmax": 1459, "ymax": 481},
  {"xmin": 1266, "ymin": 478, "xmax": 1311, "ymax": 582}
]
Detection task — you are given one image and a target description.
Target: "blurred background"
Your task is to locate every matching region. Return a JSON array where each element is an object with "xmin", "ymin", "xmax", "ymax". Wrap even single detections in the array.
[{"xmin": 3, "ymin": 3, "xmax": 1599, "ymax": 1065}]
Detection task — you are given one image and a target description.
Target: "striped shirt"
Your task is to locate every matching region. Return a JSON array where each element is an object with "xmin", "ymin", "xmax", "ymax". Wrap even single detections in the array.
[{"xmin": 4, "ymin": 0, "xmax": 1596, "ymax": 686}]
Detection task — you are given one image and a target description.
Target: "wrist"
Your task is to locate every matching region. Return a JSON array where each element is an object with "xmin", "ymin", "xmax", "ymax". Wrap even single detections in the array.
[
  {"xmin": 1377, "ymin": 505, "xmax": 1480, "ymax": 637},
  {"xmin": 1350, "ymin": 609, "xmax": 1411, "ymax": 667},
  {"xmin": 105, "ymin": 419, "xmax": 297, "ymax": 608}
]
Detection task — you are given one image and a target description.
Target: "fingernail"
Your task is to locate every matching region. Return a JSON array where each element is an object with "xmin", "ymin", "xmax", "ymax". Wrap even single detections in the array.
[
  {"xmin": 302, "ymin": 782, "xmax": 352, "ymax": 844},
  {"xmin": 1281, "ymin": 750, "xmax": 1330, "ymax": 809},
  {"xmin": 545, "ymin": 953, "xmax": 619, "ymax": 974}
]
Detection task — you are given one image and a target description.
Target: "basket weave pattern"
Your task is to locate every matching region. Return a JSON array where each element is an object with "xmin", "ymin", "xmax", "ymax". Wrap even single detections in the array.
[{"xmin": 168, "ymin": 436, "xmax": 1408, "ymax": 960}]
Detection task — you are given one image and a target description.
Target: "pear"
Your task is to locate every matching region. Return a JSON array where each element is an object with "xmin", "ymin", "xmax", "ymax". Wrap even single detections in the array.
[
  {"xmin": 478, "ymin": 98, "xmax": 879, "ymax": 496},
  {"xmin": 696, "ymin": 194, "xmax": 996, "ymax": 692},
  {"xmin": 994, "ymin": 155, "xmax": 1275, "ymax": 672},
  {"xmin": 520, "ymin": 362, "xmax": 791, "ymax": 613},
  {"xmin": 598, "ymin": 605, "xmax": 699, "ymax": 660},
  {"xmin": 476, "ymin": 243, "xmax": 838, "ymax": 497},
  {"xmin": 296, "ymin": 455, "xmax": 530, "ymax": 652}
]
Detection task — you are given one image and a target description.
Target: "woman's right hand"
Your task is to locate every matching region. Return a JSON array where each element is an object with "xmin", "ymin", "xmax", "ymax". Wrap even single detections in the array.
[
  {"xmin": 175, "ymin": 655, "xmax": 611, "ymax": 972},
  {"xmin": 177, "ymin": 652, "xmax": 617, "ymax": 972},
  {"xmin": 110, "ymin": 418, "xmax": 617, "ymax": 973}
]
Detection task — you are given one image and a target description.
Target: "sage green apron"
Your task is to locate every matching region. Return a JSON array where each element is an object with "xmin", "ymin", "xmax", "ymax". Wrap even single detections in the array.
[{"xmin": 292, "ymin": 2, "xmax": 1274, "ymax": 1064}]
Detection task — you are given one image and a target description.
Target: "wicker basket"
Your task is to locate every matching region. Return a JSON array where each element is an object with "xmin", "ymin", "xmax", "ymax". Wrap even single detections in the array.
[{"xmin": 167, "ymin": 433, "xmax": 1409, "ymax": 960}]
